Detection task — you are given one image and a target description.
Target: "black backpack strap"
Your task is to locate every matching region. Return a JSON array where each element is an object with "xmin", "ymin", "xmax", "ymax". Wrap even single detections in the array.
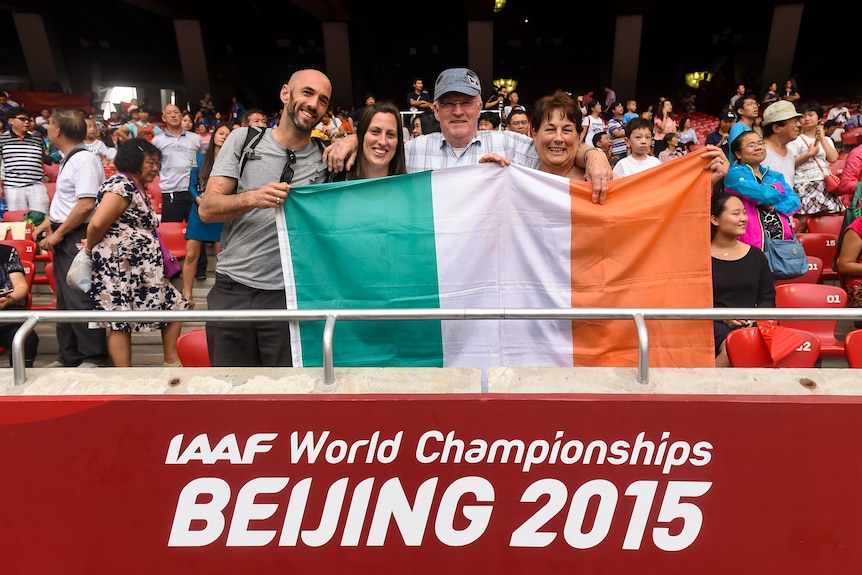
[
  {"xmin": 238, "ymin": 127, "xmax": 268, "ymax": 177},
  {"xmin": 59, "ymin": 143, "xmax": 89, "ymax": 172}
]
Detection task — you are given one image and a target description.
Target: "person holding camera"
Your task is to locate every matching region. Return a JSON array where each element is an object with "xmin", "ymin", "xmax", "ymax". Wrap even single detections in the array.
[{"xmin": 485, "ymin": 86, "xmax": 508, "ymax": 114}]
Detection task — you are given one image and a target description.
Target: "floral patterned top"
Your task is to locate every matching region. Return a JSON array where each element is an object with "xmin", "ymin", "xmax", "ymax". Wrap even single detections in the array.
[{"xmin": 90, "ymin": 172, "xmax": 188, "ymax": 332}]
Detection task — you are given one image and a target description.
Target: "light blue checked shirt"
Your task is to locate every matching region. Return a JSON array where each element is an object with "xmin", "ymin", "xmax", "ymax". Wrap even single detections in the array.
[{"xmin": 404, "ymin": 130, "xmax": 541, "ymax": 173}]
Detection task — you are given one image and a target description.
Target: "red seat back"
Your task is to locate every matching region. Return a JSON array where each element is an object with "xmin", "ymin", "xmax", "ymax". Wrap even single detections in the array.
[
  {"xmin": 1, "ymin": 210, "xmax": 30, "ymax": 222},
  {"xmin": 0, "ymin": 239, "xmax": 38, "ymax": 262},
  {"xmin": 775, "ymin": 255, "xmax": 823, "ymax": 286},
  {"xmin": 157, "ymin": 221, "xmax": 187, "ymax": 261},
  {"xmin": 805, "ymin": 214, "xmax": 845, "ymax": 237},
  {"xmin": 726, "ymin": 326, "xmax": 821, "ymax": 368},
  {"xmin": 177, "ymin": 330, "xmax": 210, "ymax": 367},
  {"xmin": 30, "ymin": 261, "xmax": 57, "ymax": 310},
  {"xmin": 775, "ymin": 283, "xmax": 847, "ymax": 356},
  {"xmin": 845, "ymin": 330, "xmax": 862, "ymax": 368},
  {"xmin": 796, "ymin": 232, "xmax": 838, "ymax": 281}
]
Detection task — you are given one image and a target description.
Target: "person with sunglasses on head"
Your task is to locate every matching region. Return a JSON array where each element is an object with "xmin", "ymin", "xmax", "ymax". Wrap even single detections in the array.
[
  {"xmin": 0, "ymin": 106, "xmax": 50, "ymax": 214},
  {"xmin": 198, "ymin": 69, "xmax": 333, "ymax": 367}
]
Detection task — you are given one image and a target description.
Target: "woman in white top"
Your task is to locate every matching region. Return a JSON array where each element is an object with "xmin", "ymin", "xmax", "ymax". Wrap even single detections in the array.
[
  {"xmin": 580, "ymin": 100, "xmax": 606, "ymax": 148},
  {"xmin": 787, "ymin": 101, "xmax": 843, "ymax": 232},
  {"xmin": 677, "ymin": 116, "xmax": 699, "ymax": 152}
]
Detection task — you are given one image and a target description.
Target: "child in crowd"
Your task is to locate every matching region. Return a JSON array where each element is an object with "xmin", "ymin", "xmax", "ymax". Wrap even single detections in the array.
[
  {"xmin": 613, "ymin": 117, "xmax": 661, "ymax": 177},
  {"xmin": 83, "ymin": 118, "xmax": 116, "ymax": 166},
  {"xmin": 478, "ymin": 111, "xmax": 501, "ymax": 131}
]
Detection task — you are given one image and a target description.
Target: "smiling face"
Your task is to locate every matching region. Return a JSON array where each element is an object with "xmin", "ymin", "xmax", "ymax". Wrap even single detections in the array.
[
  {"xmin": 433, "ymin": 93, "xmax": 482, "ymax": 147},
  {"xmin": 361, "ymin": 111, "xmax": 399, "ymax": 176},
  {"xmin": 711, "ymin": 195, "xmax": 747, "ymax": 239},
  {"xmin": 282, "ymin": 70, "xmax": 332, "ymax": 133},
  {"xmin": 534, "ymin": 108, "xmax": 579, "ymax": 175},
  {"xmin": 733, "ymin": 132, "xmax": 767, "ymax": 165}
]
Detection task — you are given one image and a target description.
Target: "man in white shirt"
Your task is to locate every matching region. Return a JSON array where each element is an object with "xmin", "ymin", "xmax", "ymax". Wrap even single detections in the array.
[{"xmin": 39, "ymin": 108, "xmax": 110, "ymax": 368}]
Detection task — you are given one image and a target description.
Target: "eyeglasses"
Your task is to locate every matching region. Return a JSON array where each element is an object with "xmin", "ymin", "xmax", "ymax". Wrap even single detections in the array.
[
  {"xmin": 13, "ymin": 116, "xmax": 30, "ymax": 121},
  {"xmin": 744, "ymin": 140, "xmax": 765, "ymax": 150},
  {"xmin": 510, "ymin": 120, "xmax": 529, "ymax": 126},
  {"xmin": 280, "ymin": 150, "xmax": 297, "ymax": 183},
  {"xmin": 437, "ymin": 100, "xmax": 476, "ymax": 112}
]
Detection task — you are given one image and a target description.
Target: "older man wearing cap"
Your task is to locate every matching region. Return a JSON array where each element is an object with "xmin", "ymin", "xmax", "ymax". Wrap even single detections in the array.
[
  {"xmin": 761, "ymin": 100, "xmax": 802, "ymax": 188},
  {"xmin": 327, "ymin": 67, "xmax": 732, "ymax": 203},
  {"xmin": 326, "ymin": 67, "xmax": 614, "ymax": 203}
]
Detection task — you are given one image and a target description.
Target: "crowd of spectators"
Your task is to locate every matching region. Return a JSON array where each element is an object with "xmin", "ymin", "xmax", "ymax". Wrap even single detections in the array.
[{"xmin": 1, "ymin": 76, "xmax": 861, "ymax": 369}]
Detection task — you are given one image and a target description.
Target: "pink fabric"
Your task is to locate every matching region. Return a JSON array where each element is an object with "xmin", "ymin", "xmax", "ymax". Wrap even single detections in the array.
[
  {"xmin": 736, "ymin": 196, "xmax": 794, "ymax": 251},
  {"xmin": 843, "ymin": 216, "xmax": 862, "ymax": 306},
  {"xmin": 838, "ymin": 145, "xmax": 862, "ymax": 196}
]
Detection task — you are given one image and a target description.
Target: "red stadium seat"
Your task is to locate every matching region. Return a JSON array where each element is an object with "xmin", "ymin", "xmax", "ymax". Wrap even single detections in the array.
[
  {"xmin": 805, "ymin": 214, "xmax": 845, "ymax": 237},
  {"xmin": 0, "ymin": 238, "xmax": 38, "ymax": 262},
  {"xmin": 1, "ymin": 210, "xmax": 30, "ymax": 222},
  {"xmin": 147, "ymin": 176, "xmax": 163, "ymax": 215},
  {"xmin": 845, "ymin": 330, "xmax": 862, "ymax": 368},
  {"xmin": 775, "ymin": 283, "xmax": 847, "ymax": 357},
  {"xmin": 177, "ymin": 330, "xmax": 210, "ymax": 367},
  {"xmin": 831, "ymin": 158, "xmax": 845, "ymax": 176},
  {"xmin": 796, "ymin": 232, "xmax": 838, "ymax": 281},
  {"xmin": 726, "ymin": 326, "xmax": 821, "ymax": 368},
  {"xmin": 43, "ymin": 162, "xmax": 60, "ymax": 183},
  {"xmin": 45, "ymin": 181, "xmax": 56, "ymax": 205},
  {"xmin": 775, "ymin": 255, "xmax": 823, "ymax": 286},
  {"xmin": 157, "ymin": 221, "xmax": 187, "ymax": 261},
  {"xmin": 842, "ymin": 128, "xmax": 862, "ymax": 149},
  {"xmin": 30, "ymin": 262, "xmax": 56, "ymax": 310}
]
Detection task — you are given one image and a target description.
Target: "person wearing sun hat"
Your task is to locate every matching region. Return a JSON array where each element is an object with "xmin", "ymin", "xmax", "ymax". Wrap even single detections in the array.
[{"xmin": 761, "ymin": 100, "xmax": 803, "ymax": 188}]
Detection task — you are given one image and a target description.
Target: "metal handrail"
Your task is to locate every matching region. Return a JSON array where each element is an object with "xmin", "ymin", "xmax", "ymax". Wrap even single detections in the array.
[{"xmin": 6, "ymin": 307, "xmax": 862, "ymax": 387}]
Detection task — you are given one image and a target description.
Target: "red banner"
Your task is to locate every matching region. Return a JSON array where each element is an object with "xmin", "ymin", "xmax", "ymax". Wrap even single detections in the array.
[
  {"xmin": 8, "ymin": 91, "xmax": 91, "ymax": 113},
  {"xmin": 1, "ymin": 394, "xmax": 860, "ymax": 573}
]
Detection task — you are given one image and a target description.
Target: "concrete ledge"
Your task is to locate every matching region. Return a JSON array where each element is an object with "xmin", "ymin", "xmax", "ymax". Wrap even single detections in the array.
[
  {"xmin": 488, "ymin": 367, "xmax": 862, "ymax": 395},
  {"xmin": 0, "ymin": 367, "xmax": 482, "ymax": 395},
  {"xmin": 3, "ymin": 367, "xmax": 859, "ymax": 397}
]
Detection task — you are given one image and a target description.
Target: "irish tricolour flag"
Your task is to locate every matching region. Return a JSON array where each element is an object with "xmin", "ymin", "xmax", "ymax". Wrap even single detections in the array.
[{"xmin": 277, "ymin": 151, "xmax": 715, "ymax": 372}]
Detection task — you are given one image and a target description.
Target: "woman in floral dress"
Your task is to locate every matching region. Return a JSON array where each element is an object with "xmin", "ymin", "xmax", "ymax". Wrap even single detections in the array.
[{"xmin": 84, "ymin": 138, "xmax": 189, "ymax": 367}]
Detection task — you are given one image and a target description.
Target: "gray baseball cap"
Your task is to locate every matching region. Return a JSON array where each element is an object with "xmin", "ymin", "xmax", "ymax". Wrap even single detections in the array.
[{"xmin": 434, "ymin": 68, "xmax": 482, "ymax": 101}]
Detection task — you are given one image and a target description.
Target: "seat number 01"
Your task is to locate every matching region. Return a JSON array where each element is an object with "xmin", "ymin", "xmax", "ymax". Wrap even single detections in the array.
[{"xmin": 510, "ymin": 479, "xmax": 711, "ymax": 551}]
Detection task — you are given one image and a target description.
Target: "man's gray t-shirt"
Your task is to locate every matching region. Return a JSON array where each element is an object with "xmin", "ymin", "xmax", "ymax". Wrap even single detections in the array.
[{"xmin": 210, "ymin": 127, "xmax": 328, "ymax": 289}]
